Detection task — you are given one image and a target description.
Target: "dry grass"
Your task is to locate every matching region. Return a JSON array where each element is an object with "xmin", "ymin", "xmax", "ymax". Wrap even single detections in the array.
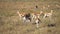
[{"xmin": 0, "ymin": 0, "xmax": 60, "ymax": 34}]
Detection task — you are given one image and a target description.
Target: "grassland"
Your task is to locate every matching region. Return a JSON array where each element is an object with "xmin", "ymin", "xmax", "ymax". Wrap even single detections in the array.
[{"xmin": 0, "ymin": 0, "xmax": 60, "ymax": 34}]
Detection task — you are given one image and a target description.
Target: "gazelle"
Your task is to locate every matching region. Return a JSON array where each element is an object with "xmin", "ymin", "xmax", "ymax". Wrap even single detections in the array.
[
  {"xmin": 43, "ymin": 10, "xmax": 53, "ymax": 19},
  {"xmin": 31, "ymin": 13, "xmax": 42, "ymax": 28}
]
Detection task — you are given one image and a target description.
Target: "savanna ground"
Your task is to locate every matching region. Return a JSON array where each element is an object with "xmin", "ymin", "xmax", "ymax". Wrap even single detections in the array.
[{"xmin": 0, "ymin": 0, "xmax": 60, "ymax": 34}]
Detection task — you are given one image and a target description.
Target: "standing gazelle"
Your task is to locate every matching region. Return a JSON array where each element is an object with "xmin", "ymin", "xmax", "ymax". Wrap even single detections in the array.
[
  {"xmin": 43, "ymin": 10, "xmax": 53, "ymax": 19},
  {"xmin": 31, "ymin": 12, "xmax": 42, "ymax": 28}
]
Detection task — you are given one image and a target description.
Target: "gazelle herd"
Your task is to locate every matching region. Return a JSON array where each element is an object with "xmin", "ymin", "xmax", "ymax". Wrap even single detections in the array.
[{"xmin": 17, "ymin": 10, "xmax": 54, "ymax": 28}]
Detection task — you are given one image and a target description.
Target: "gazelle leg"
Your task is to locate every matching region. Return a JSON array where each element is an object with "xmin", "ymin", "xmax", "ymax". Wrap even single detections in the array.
[
  {"xmin": 36, "ymin": 23, "xmax": 39, "ymax": 28},
  {"xmin": 43, "ymin": 14, "xmax": 47, "ymax": 19}
]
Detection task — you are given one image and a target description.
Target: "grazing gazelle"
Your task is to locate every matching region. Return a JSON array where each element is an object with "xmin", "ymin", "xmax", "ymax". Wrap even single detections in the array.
[
  {"xmin": 31, "ymin": 12, "xmax": 42, "ymax": 28},
  {"xmin": 31, "ymin": 11, "xmax": 43, "ymax": 23},
  {"xmin": 43, "ymin": 10, "xmax": 53, "ymax": 19}
]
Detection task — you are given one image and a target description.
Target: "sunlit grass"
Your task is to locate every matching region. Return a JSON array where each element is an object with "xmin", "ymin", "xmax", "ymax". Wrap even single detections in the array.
[{"xmin": 0, "ymin": 0, "xmax": 60, "ymax": 34}]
